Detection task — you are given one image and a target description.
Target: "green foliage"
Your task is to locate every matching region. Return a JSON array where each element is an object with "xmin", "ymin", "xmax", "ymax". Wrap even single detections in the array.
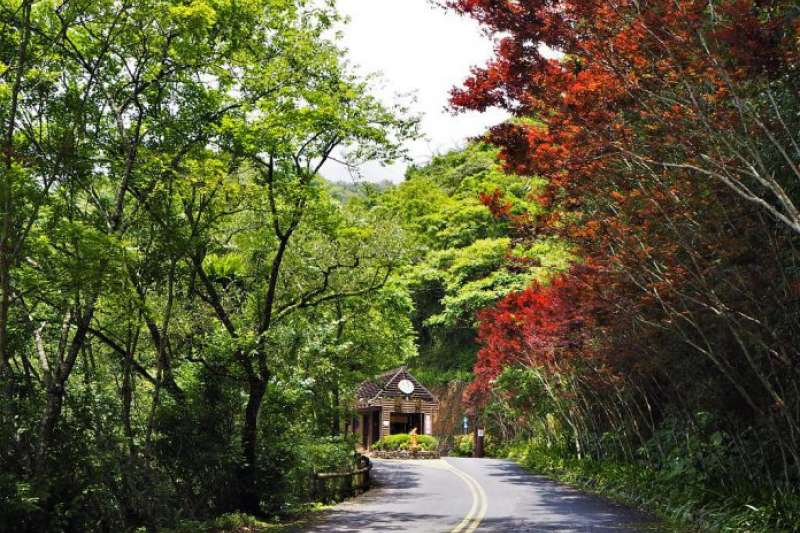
[
  {"xmin": 325, "ymin": 180, "xmax": 394, "ymax": 205},
  {"xmin": 372, "ymin": 433, "xmax": 439, "ymax": 452},
  {"xmin": 300, "ymin": 438, "xmax": 357, "ymax": 474},
  {"xmin": 506, "ymin": 439, "xmax": 800, "ymax": 532},
  {"xmin": 0, "ymin": 0, "xmax": 417, "ymax": 529},
  {"xmin": 379, "ymin": 143, "xmax": 570, "ymax": 377},
  {"xmin": 485, "ymin": 365, "xmax": 800, "ymax": 531},
  {"xmin": 450, "ymin": 433, "xmax": 498, "ymax": 458},
  {"xmin": 451, "ymin": 434, "xmax": 475, "ymax": 457},
  {"xmin": 163, "ymin": 511, "xmax": 301, "ymax": 533},
  {"xmin": 0, "ymin": 478, "xmax": 41, "ymax": 532},
  {"xmin": 407, "ymin": 366, "xmax": 473, "ymax": 388}
]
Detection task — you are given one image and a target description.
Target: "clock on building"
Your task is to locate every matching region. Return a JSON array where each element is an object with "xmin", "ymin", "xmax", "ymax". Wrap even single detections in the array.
[{"xmin": 398, "ymin": 379, "xmax": 415, "ymax": 395}]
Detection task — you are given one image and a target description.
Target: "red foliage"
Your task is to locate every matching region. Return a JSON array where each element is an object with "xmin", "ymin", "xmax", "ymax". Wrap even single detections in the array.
[
  {"xmin": 478, "ymin": 189, "xmax": 513, "ymax": 220},
  {"xmin": 479, "ymin": 188, "xmax": 533, "ymax": 230},
  {"xmin": 448, "ymin": 0, "xmax": 798, "ymax": 209},
  {"xmin": 466, "ymin": 264, "xmax": 607, "ymax": 404},
  {"xmin": 455, "ymin": 0, "xmax": 800, "ymax": 414}
]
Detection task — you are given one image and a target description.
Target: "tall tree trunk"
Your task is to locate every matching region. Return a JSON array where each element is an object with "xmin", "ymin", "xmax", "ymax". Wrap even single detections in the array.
[
  {"xmin": 331, "ymin": 384, "xmax": 340, "ymax": 436},
  {"xmin": 331, "ymin": 301, "xmax": 344, "ymax": 437},
  {"xmin": 239, "ymin": 376, "xmax": 267, "ymax": 514},
  {"xmin": 122, "ymin": 348, "xmax": 135, "ymax": 457},
  {"xmin": 121, "ymin": 316, "xmax": 140, "ymax": 458},
  {"xmin": 37, "ymin": 305, "xmax": 94, "ymax": 468}
]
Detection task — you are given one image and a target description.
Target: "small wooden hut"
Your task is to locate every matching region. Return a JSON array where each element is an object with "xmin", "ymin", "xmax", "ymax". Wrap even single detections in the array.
[{"xmin": 353, "ymin": 366, "xmax": 438, "ymax": 449}]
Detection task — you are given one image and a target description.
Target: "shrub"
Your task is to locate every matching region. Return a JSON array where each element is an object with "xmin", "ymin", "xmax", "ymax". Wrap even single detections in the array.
[
  {"xmin": 164, "ymin": 512, "xmax": 279, "ymax": 533},
  {"xmin": 373, "ymin": 433, "xmax": 438, "ymax": 451},
  {"xmin": 452, "ymin": 434, "xmax": 473, "ymax": 457},
  {"xmin": 451, "ymin": 433, "xmax": 498, "ymax": 457},
  {"xmin": 279, "ymin": 435, "xmax": 357, "ymax": 511},
  {"xmin": 300, "ymin": 437, "xmax": 357, "ymax": 474},
  {"xmin": 503, "ymin": 437, "xmax": 800, "ymax": 532}
]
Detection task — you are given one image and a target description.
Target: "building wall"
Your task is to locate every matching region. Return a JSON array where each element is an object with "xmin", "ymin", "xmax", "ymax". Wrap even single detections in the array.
[{"xmin": 378, "ymin": 398, "xmax": 438, "ymax": 438}]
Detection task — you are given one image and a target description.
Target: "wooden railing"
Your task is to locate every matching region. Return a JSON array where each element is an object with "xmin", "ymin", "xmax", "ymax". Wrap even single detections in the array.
[{"xmin": 312, "ymin": 454, "xmax": 372, "ymax": 503}]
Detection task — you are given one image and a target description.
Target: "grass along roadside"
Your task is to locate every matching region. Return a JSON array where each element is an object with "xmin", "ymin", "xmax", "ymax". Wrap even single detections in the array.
[
  {"xmin": 157, "ymin": 506, "xmax": 334, "ymax": 533},
  {"xmin": 503, "ymin": 441, "xmax": 800, "ymax": 532}
]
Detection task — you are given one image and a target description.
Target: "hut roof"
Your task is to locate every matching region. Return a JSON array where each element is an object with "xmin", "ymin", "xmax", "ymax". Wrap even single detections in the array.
[{"xmin": 356, "ymin": 366, "xmax": 437, "ymax": 403}]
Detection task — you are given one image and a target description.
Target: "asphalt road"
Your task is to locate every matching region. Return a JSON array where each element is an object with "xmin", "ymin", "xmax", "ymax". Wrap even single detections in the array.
[{"xmin": 302, "ymin": 457, "xmax": 660, "ymax": 532}]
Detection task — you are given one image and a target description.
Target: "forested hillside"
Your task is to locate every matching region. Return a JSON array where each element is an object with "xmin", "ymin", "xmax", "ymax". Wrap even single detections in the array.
[
  {"xmin": 2, "ymin": 0, "xmax": 800, "ymax": 531},
  {"xmin": 381, "ymin": 143, "xmax": 570, "ymax": 382},
  {"xmin": 374, "ymin": 143, "xmax": 572, "ymax": 442}
]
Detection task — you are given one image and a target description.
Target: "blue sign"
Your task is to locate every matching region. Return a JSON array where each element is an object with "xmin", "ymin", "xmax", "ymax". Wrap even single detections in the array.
[{"xmin": 463, "ymin": 416, "xmax": 469, "ymax": 432}]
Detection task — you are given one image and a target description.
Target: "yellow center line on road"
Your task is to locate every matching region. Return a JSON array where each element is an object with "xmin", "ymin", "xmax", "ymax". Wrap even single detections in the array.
[
  {"xmin": 445, "ymin": 461, "xmax": 488, "ymax": 533},
  {"xmin": 381, "ymin": 458, "xmax": 488, "ymax": 532}
]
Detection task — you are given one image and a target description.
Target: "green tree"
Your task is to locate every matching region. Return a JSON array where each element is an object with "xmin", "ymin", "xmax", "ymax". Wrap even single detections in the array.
[
  {"xmin": 0, "ymin": 0, "xmax": 418, "ymax": 528},
  {"xmin": 381, "ymin": 143, "xmax": 571, "ymax": 377}
]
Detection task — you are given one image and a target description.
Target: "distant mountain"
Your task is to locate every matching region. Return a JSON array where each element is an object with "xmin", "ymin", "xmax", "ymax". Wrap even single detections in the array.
[{"xmin": 325, "ymin": 179, "xmax": 396, "ymax": 203}]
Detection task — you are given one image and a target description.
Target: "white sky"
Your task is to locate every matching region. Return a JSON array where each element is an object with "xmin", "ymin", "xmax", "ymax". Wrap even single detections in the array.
[{"xmin": 322, "ymin": 0, "xmax": 509, "ymax": 183}]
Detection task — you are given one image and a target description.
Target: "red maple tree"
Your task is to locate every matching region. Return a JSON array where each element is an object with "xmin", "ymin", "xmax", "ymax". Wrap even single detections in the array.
[{"xmin": 453, "ymin": 0, "xmax": 800, "ymax": 480}]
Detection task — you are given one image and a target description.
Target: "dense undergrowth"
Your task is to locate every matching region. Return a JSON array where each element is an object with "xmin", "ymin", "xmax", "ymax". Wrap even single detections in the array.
[
  {"xmin": 161, "ymin": 511, "xmax": 320, "ymax": 533},
  {"xmin": 504, "ymin": 438, "xmax": 800, "ymax": 532},
  {"xmin": 448, "ymin": 433, "xmax": 498, "ymax": 458},
  {"xmin": 475, "ymin": 364, "xmax": 800, "ymax": 532},
  {"xmin": 1, "ymin": 429, "xmax": 359, "ymax": 531}
]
